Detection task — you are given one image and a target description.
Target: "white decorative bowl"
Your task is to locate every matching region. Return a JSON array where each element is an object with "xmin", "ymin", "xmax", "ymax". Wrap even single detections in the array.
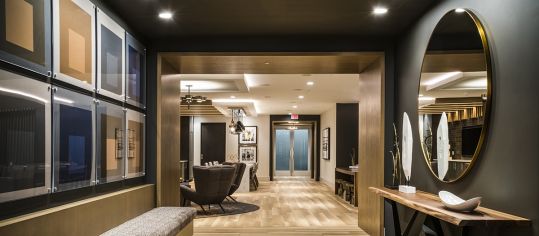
[{"xmin": 439, "ymin": 191, "xmax": 482, "ymax": 212}]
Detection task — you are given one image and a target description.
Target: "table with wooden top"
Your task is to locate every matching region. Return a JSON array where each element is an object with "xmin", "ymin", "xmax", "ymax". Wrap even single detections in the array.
[
  {"xmin": 335, "ymin": 167, "xmax": 358, "ymax": 206},
  {"xmin": 370, "ymin": 187, "xmax": 530, "ymax": 236}
]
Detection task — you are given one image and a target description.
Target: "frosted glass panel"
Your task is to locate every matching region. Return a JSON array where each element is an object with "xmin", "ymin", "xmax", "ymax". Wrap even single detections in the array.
[
  {"xmin": 125, "ymin": 109, "xmax": 144, "ymax": 178},
  {"xmin": 126, "ymin": 34, "xmax": 145, "ymax": 108},
  {"xmin": 96, "ymin": 100, "xmax": 124, "ymax": 183},
  {"xmin": 97, "ymin": 9, "xmax": 124, "ymax": 101},
  {"xmin": 0, "ymin": 69, "xmax": 51, "ymax": 202},
  {"xmin": 53, "ymin": 87, "xmax": 94, "ymax": 191},
  {"xmin": 293, "ymin": 129, "xmax": 309, "ymax": 171},
  {"xmin": 275, "ymin": 129, "xmax": 290, "ymax": 171}
]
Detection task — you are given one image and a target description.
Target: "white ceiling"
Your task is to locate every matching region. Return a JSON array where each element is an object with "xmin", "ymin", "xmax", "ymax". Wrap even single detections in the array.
[
  {"xmin": 179, "ymin": 74, "xmax": 360, "ymax": 115},
  {"xmin": 419, "ymin": 71, "xmax": 487, "ymax": 107}
]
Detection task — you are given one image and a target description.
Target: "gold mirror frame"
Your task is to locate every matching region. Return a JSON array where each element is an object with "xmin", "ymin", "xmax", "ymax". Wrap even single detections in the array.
[{"xmin": 418, "ymin": 9, "xmax": 492, "ymax": 183}]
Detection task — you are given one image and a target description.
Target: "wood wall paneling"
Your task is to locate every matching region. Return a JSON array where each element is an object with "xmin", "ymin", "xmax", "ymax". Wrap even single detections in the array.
[
  {"xmin": 0, "ymin": 185, "xmax": 155, "ymax": 236},
  {"xmin": 357, "ymin": 57, "xmax": 385, "ymax": 236},
  {"xmin": 156, "ymin": 57, "xmax": 181, "ymax": 206}
]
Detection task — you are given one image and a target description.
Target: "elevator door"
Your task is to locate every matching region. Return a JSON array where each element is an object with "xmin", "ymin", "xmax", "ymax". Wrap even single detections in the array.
[{"xmin": 274, "ymin": 127, "xmax": 311, "ymax": 176}]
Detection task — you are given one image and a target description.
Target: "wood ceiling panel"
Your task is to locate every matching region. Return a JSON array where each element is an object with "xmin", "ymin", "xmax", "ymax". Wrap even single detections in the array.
[{"xmin": 180, "ymin": 105, "xmax": 224, "ymax": 116}]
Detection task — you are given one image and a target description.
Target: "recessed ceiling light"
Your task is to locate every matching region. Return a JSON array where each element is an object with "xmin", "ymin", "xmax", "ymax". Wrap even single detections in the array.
[
  {"xmin": 298, "ymin": 95, "xmax": 304, "ymax": 99},
  {"xmin": 373, "ymin": 7, "xmax": 388, "ymax": 15},
  {"xmin": 158, "ymin": 11, "xmax": 173, "ymax": 19},
  {"xmin": 230, "ymin": 95, "xmax": 236, "ymax": 99},
  {"xmin": 292, "ymin": 105, "xmax": 298, "ymax": 109},
  {"xmin": 455, "ymin": 8, "xmax": 465, "ymax": 13},
  {"xmin": 306, "ymin": 81, "xmax": 314, "ymax": 86},
  {"xmin": 264, "ymin": 62, "xmax": 270, "ymax": 65}
]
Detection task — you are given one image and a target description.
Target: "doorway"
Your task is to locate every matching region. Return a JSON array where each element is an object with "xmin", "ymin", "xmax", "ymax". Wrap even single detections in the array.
[
  {"xmin": 274, "ymin": 125, "xmax": 312, "ymax": 176},
  {"xmin": 200, "ymin": 123, "xmax": 226, "ymax": 164}
]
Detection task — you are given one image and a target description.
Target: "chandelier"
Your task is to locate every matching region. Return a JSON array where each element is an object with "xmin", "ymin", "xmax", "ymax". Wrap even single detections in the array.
[
  {"xmin": 229, "ymin": 108, "xmax": 246, "ymax": 135},
  {"xmin": 181, "ymin": 85, "xmax": 207, "ymax": 109}
]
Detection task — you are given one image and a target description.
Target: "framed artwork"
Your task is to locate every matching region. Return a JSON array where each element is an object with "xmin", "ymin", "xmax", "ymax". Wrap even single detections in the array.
[
  {"xmin": 125, "ymin": 33, "xmax": 146, "ymax": 108},
  {"xmin": 125, "ymin": 109, "xmax": 145, "ymax": 178},
  {"xmin": 322, "ymin": 128, "xmax": 330, "ymax": 160},
  {"xmin": 52, "ymin": 86, "xmax": 95, "ymax": 192},
  {"xmin": 239, "ymin": 146, "xmax": 257, "ymax": 163},
  {"xmin": 0, "ymin": 0, "xmax": 51, "ymax": 75},
  {"xmin": 0, "ymin": 69, "xmax": 51, "ymax": 203},
  {"xmin": 53, "ymin": 0, "xmax": 95, "ymax": 91},
  {"xmin": 97, "ymin": 8, "xmax": 125, "ymax": 101},
  {"xmin": 239, "ymin": 126, "xmax": 257, "ymax": 144}
]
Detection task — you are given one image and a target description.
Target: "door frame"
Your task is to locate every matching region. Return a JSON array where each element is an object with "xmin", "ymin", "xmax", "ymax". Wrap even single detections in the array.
[
  {"xmin": 273, "ymin": 125, "xmax": 313, "ymax": 176},
  {"xmin": 200, "ymin": 122, "xmax": 226, "ymax": 164}
]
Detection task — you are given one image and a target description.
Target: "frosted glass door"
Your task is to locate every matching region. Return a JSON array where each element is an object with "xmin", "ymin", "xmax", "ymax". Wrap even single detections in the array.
[
  {"xmin": 275, "ymin": 129, "xmax": 291, "ymax": 173},
  {"xmin": 293, "ymin": 129, "xmax": 309, "ymax": 172},
  {"xmin": 96, "ymin": 100, "xmax": 125, "ymax": 183},
  {"xmin": 97, "ymin": 8, "xmax": 125, "ymax": 101}
]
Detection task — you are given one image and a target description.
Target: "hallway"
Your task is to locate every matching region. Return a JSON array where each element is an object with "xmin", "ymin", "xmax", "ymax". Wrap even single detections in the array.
[{"xmin": 193, "ymin": 177, "xmax": 368, "ymax": 235}]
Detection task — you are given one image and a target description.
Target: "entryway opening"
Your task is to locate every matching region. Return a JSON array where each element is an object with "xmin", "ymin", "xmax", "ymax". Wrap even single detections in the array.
[{"xmin": 274, "ymin": 123, "xmax": 313, "ymax": 177}]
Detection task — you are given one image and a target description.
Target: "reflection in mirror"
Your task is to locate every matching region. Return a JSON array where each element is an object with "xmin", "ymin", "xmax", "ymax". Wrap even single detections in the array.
[{"xmin": 418, "ymin": 9, "xmax": 490, "ymax": 182}]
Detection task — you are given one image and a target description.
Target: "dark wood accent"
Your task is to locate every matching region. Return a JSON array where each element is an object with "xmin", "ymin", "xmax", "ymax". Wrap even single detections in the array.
[
  {"xmin": 370, "ymin": 187, "xmax": 531, "ymax": 227},
  {"xmin": 180, "ymin": 116, "xmax": 191, "ymax": 179},
  {"xmin": 200, "ymin": 123, "xmax": 226, "ymax": 164},
  {"xmin": 269, "ymin": 115, "xmax": 320, "ymax": 181},
  {"xmin": 180, "ymin": 104, "xmax": 223, "ymax": 116},
  {"xmin": 336, "ymin": 103, "xmax": 359, "ymax": 168}
]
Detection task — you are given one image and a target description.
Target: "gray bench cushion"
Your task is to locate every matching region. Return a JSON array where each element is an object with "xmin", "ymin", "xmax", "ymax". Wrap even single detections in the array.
[{"xmin": 101, "ymin": 207, "xmax": 196, "ymax": 236}]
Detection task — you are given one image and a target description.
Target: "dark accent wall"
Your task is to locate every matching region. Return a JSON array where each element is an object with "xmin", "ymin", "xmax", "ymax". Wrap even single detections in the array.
[
  {"xmin": 180, "ymin": 116, "xmax": 191, "ymax": 178},
  {"xmin": 336, "ymin": 103, "xmax": 359, "ymax": 168},
  {"xmin": 269, "ymin": 115, "xmax": 321, "ymax": 181},
  {"xmin": 392, "ymin": 0, "xmax": 539, "ymax": 235}
]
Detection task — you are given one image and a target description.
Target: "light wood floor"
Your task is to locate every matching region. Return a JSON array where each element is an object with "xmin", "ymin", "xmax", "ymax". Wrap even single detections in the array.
[{"xmin": 193, "ymin": 177, "xmax": 368, "ymax": 236}]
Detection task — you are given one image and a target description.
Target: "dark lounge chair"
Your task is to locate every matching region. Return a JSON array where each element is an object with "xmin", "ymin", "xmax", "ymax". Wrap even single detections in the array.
[
  {"xmin": 223, "ymin": 162, "xmax": 247, "ymax": 202},
  {"xmin": 180, "ymin": 166, "xmax": 235, "ymax": 213}
]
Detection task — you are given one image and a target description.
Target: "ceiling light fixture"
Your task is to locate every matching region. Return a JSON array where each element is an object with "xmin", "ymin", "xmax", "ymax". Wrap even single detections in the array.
[
  {"xmin": 306, "ymin": 81, "xmax": 314, "ymax": 86},
  {"xmin": 230, "ymin": 95, "xmax": 236, "ymax": 99},
  {"xmin": 298, "ymin": 95, "xmax": 304, "ymax": 99},
  {"xmin": 264, "ymin": 62, "xmax": 270, "ymax": 65},
  {"xmin": 418, "ymin": 96, "xmax": 435, "ymax": 101},
  {"xmin": 373, "ymin": 7, "xmax": 388, "ymax": 15},
  {"xmin": 455, "ymin": 8, "xmax": 466, "ymax": 13},
  {"xmin": 292, "ymin": 105, "xmax": 298, "ymax": 109},
  {"xmin": 228, "ymin": 108, "xmax": 246, "ymax": 135},
  {"xmin": 158, "ymin": 11, "xmax": 173, "ymax": 19},
  {"xmin": 180, "ymin": 85, "xmax": 207, "ymax": 109}
]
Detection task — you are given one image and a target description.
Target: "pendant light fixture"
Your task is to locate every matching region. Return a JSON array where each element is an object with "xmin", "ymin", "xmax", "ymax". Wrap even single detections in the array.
[
  {"xmin": 181, "ymin": 85, "xmax": 207, "ymax": 109},
  {"xmin": 229, "ymin": 108, "xmax": 246, "ymax": 135}
]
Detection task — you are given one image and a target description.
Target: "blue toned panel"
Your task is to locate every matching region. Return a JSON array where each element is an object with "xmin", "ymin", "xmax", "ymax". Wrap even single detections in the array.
[
  {"xmin": 275, "ymin": 129, "xmax": 290, "ymax": 171},
  {"xmin": 293, "ymin": 129, "xmax": 309, "ymax": 171},
  {"xmin": 59, "ymin": 105, "xmax": 92, "ymax": 184}
]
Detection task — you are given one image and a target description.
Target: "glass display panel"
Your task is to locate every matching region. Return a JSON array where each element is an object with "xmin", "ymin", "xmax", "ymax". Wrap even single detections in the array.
[
  {"xmin": 0, "ymin": 0, "xmax": 51, "ymax": 75},
  {"xmin": 125, "ymin": 109, "xmax": 144, "ymax": 178},
  {"xmin": 126, "ymin": 33, "xmax": 145, "ymax": 108},
  {"xmin": 0, "ymin": 69, "xmax": 51, "ymax": 203},
  {"xmin": 53, "ymin": 0, "xmax": 95, "ymax": 91},
  {"xmin": 96, "ymin": 100, "xmax": 124, "ymax": 183},
  {"xmin": 97, "ymin": 9, "xmax": 125, "ymax": 101},
  {"xmin": 53, "ymin": 87, "xmax": 94, "ymax": 191},
  {"xmin": 275, "ymin": 129, "xmax": 290, "ymax": 171},
  {"xmin": 293, "ymin": 129, "xmax": 309, "ymax": 171}
]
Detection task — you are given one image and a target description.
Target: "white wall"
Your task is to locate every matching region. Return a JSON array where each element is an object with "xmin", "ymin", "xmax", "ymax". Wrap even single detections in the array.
[
  {"xmin": 319, "ymin": 105, "xmax": 337, "ymax": 189},
  {"xmin": 192, "ymin": 115, "xmax": 270, "ymax": 178}
]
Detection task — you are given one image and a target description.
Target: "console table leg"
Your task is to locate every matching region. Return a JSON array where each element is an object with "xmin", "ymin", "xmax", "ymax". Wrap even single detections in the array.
[
  {"xmin": 387, "ymin": 199, "xmax": 402, "ymax": 236},
  {"xmin": 403, "ymin": 210, "xmax": 427, "ymax": 236}
]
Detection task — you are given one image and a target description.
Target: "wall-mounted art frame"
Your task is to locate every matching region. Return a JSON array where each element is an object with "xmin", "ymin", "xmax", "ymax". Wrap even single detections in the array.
[
  {"xmin": 96, "ymin": 99, "xmax": 125, "ymax": 184},
  {"xmin": 52, "ymin": 86, "xmax": 95, "ymax": 192},
  {"xmin": 239, "ymin": 145, "xmax": 257, "ymax": 163},
  {"xmin": 125, "ymin": 33, "xmax": 146, "ymax": 108},
  {"xmin": 97, "ymin": 8, "xmax": 125, "ymax": 101},
  {"xmin": 0, "ymin": 69, "xmax": 51, "ymax": 203},
  {"xmin": 239, "ymin": 126, "xmax": 257, "ymax": 145},
  {"xmin": 53, "ymin": 0, "xmax": 95, "ymax": 91},
  {"xmin": 125, "ymin": 109, "xmax": 145, "ymax": 178},
  {"xmin": 0, "ymin": 0, "xmax": 52, "ymax": 76},
  {"xmin": 322, "ymin": 127, "xmax": 330, "ymax": 160}
]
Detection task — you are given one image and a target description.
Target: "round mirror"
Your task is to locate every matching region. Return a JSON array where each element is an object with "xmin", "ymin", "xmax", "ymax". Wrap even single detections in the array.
[{"xmin": 418, "ymin": 9, "xmax": 491, "ymax": 182}]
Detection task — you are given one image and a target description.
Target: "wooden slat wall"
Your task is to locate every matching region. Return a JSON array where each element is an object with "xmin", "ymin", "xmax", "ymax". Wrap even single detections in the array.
[
  {"xmin": 156, "ymin": 57, "xmax": 181, "ymax": 206},
  {"xmin": 0, "ymin": 185, "xmax": 155, "ymax": 236},
  {"xmin": 357, "ymin": 57, "xmax": 385, "ymax": 236}
]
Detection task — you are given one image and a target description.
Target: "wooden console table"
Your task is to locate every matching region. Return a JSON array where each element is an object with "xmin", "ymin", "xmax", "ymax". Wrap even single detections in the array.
[
  {"xmin": 335, "ymin": 167, "xmax": 358, "ymax": 206},
  {"xmin": 370, "ymin": 187, "xmax": 530, "ymax": 236}
]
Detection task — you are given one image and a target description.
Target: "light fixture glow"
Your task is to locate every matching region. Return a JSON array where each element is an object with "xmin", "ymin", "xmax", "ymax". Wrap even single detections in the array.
[
  {"xmin": 54, "ymin": 97, "xmax": 74, "ymax": 104},
  {"xmin": 455, "ymin": 8, "xmax": 466, "ymax": 13},
  {"xmin": 158, "ymin": 11, "xmax": 173, "ymax": 19},
  {"xmin": 424, "ymin": 71, "xmax": 462, "ymax": 86},
  {"xmin": 0, "ymin": 87, "xmax": 48, "ymax": 103},
  {"xmin": 292, "ymin": 105, "xmax": 298, "ymax": 109},
  {"xmin": 373, "ymin": 7, "xmax": 388, "ymax": 15},
  {"xmin": 418, "ymin": 96, "xmax": 436, "ymax": 101},
  {"xmin": 264, "ymin": 62, "xmax": 270, "ymax": 65},
  {"xmin": 230, "ymin": 95, "xmax": 236, "ymax": 99},
  {"xmin": 306, "ymin": 81, "xmax": 314, "ymax": 86},
  {"xmin": 298, "ymin": 95, "xmax": 304, "ymax": 99}
]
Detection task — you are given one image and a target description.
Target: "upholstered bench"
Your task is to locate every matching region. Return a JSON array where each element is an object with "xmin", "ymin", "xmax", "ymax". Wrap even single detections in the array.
[{"xmin": 101, "ymin": 207, "xmax": 196, "ymax": 236}]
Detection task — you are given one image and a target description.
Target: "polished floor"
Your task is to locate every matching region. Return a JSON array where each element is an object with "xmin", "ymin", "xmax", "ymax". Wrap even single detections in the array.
[{"xmin": 192, "ymin": 177, "xmax": 368, "ymax": 236}]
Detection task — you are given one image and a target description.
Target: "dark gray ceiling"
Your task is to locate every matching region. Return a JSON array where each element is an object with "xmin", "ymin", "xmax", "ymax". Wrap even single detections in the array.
[{"xmin": 103, "ymin": 0, "xmax": 436, "ymax": 40}]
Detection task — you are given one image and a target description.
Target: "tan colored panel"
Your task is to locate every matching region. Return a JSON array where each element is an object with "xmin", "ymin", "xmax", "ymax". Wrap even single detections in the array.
[
  {"xmin": 5, "ymin": 0, "xmax": 34, "ymax": 51},
  {"xmin": 60, "ymin": 0, "xmax": 92, "ymax": 83},
  {"xmin": 357, "ymin": 57, "xmax": 384, "ymax": 236},
  {"xmin": 0, "ymin": 185, "xmax": 155, "ymax": 236},
  {"xmin": 101, "ymin": 114, "xmax": 122, "ymax": 176},
  {"xmin": 68, "ymin": 29, "xmax": 86, "ymax": 73}
]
